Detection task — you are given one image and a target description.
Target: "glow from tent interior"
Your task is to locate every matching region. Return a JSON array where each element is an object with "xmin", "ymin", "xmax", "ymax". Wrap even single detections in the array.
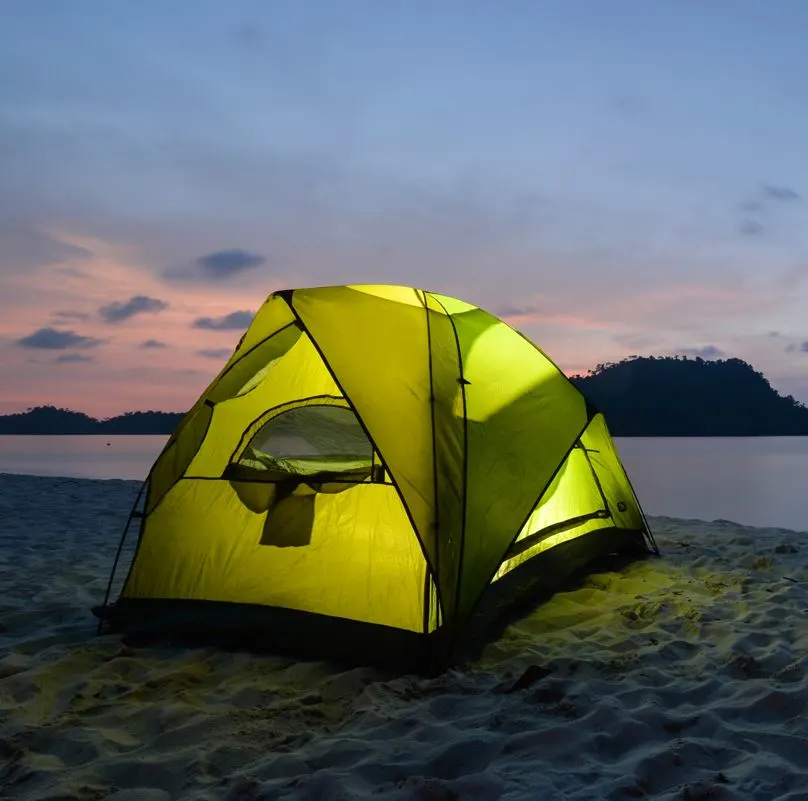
[{"xmin": 116, "ymin": 286, "xmax": 648, "ymax": 642}]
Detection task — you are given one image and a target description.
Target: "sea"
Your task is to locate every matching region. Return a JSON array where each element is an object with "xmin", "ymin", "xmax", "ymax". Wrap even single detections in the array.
[{"xmin": 0, "ymin": 434, "xmax": 806, "ymax": 533}]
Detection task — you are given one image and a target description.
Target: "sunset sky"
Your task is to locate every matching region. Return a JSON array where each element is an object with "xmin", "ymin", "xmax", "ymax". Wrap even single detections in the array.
[{"xmin": 3, "ymin": 1, "xmax": 808, "ymax": 417}]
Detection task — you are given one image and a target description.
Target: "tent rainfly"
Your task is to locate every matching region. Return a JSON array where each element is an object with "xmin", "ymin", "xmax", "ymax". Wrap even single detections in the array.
[{"xmin": 97, "ymin": 285, "xmax": 658, "ymax": 669}]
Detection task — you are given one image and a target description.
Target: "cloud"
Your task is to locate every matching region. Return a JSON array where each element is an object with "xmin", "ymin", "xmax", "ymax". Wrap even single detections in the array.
[
  {"xmin": 613, "ymin": 333, "xmax": 664, "ymax": 351},
  {"xmin": 16, "ymin": 327, "xmax": 103, "ymax": 350},
  {"xmin": 192, "ymin": 310, "xmax": 255, "ymax": 331},
  {"xmin": 139, "ymin": 338, "xmax": 168, "ymax": 349},
  {"xmin": 610, "ymin": 93, "xmax": 649, "ymax": 118},
  {"xmin": 197, "ymin": 249, "xmax": 265, "ymax": 277},
  {"xmin": 196, "ymin": 348, "xmax": 233, "ymax": 360},
  {"xmin": 51, "ymin": 310, "xmax": 90, "ymax": 322},
  {"xmin": 735, "ymin": 183, "xmax": 802, "ymax": 239},
  {"xmin": 232, "ymin": 22, "xmax": 266, "ymax": 50},
  {"xmin": 779, "ymin": 263, "xmax": 808, "ymax": 293},
  {"xmin": 494, "ymin": 299, "xmax": 613, "ymax": 331},
  {"xmin": 802, "ymin": 342, "xmax": 808, "ymax": 353},
  {"xmin": 166, "ymin": 249, "xmax": 267, "ymax": 282},
  {"xmin": 762, "ymin": 184, "xmax": 801, "ymax": 203},
  {"xmin": 493, "ymin": 303, "xmax": 540, "ymax": 319},
  {"xmin": 0, "ymin": 224, "xmax": 93, "ymax": 275},
  {"xmin": 678, "ymin": 345, "xmax": 725, "ymax": 359},
  {"xmin": 98, "ymin": 295, "xmax": 168, "ymax": 323},
  {"xmin": 738, "ymin": 219, "xmax": 765, "ymax": 237},
  {"xmin": 54, "ymin": 353, "xmax": 93, "ymax": 363}
]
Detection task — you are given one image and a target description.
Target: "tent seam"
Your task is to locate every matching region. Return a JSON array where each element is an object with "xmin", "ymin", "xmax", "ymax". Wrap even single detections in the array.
[
  {"xmin": 420, "ymin": 289, "xmax": 442, "ymax": 634},
  {"xmin": 427, "ymin": 293, "xmax": 469, "ymax": 636}
]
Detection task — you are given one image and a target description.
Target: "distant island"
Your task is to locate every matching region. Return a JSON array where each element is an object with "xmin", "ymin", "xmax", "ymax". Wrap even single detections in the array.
[
  {"xmin": 570, "ymin": 355, "xmax": 808, "ymax": 436},
  {"xmin": 0, "ymin": 407, "xmax": 184, "ymax": 435},
  {"xmin": 1, "ymin": 355, "xmax": 807, "ymax": 436}
]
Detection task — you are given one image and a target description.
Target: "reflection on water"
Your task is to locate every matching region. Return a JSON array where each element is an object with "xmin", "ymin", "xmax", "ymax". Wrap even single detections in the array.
[{"xmin": 0, "ymin": 434, "xmax": 806, "ymax": 532}]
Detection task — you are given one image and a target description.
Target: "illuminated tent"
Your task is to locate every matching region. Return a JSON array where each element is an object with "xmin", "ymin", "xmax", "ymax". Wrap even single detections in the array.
[{"xmin": 98, "ymin": 285, "xmax": 657, "ymax": 668}]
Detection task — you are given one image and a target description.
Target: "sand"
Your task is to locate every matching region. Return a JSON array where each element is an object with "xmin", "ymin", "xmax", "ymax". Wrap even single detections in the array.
[{"xmin": 1, "ymin": 473, "xmax": 807, "ymax": 801}]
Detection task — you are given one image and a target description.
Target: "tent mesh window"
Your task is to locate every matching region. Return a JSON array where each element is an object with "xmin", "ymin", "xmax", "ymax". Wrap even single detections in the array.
[{"xmin": 233, "ymin": 403, "xmax": 383, "ymax": 484}]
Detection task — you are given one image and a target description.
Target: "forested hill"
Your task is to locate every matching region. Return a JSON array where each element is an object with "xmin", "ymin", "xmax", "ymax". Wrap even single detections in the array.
[
  {"xmin": 0, "ymin": 406, "xmax": 184, "ymax": 435},
  {"xmin": 571, "ymin": 356, "xmax": 808, "ymax": 436}
]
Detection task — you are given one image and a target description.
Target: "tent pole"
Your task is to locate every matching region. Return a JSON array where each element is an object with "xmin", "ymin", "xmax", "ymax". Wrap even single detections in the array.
[{"xmin": 97, "ymin": 478, "xmax": 146, "ymax": 634}]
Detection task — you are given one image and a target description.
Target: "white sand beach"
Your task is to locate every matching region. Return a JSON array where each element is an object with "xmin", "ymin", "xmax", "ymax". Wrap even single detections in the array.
[{"xmin": 1, "ymin": 472, "xmax": 807, "ymax": 801}]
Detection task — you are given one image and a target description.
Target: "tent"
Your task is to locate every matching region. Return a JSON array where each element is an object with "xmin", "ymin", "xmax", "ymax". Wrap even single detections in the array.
[{"xmin": 98, "ymin": 285, "xmax": 657, "ymax": 668}]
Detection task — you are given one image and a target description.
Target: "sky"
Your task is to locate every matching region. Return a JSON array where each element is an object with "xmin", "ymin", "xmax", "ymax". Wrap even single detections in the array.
[{"xmin": 2, "ymin": 0, "xmax": 808, "ymax": 417}]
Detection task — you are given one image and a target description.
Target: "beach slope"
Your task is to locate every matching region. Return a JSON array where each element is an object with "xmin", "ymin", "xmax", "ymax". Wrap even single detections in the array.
[{"xmin": 1, "ymin": 473, "xmax": 807, "ymax": 800}]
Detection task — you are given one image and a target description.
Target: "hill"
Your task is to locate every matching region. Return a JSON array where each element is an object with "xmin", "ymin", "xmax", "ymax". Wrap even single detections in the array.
[
  {"xmin": 0, "ymin": 406, "xmax": 185, "ymax": 435},
  {"xmin": 571, "ymin": 355, "xmax": 808, "ymax": 436}
]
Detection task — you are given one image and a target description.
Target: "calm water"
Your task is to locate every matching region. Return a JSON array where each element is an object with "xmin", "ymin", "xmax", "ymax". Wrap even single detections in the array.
[{"xmin": 0, "ymin": 435, "xmax": 806, "ymax": 532}]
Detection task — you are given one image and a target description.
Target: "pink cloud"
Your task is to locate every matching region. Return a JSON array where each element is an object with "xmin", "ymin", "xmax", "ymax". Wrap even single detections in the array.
[
  {"xmin": 498, "ymin": 306, "xmax": 610, "ymax": 331},
  {"xmin": 0, "ymin": 228, "xmax": 285, "ymax": 415}
]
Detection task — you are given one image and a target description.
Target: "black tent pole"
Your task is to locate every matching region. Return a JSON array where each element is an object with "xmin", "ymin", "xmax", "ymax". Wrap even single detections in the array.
[{"xmin": 97, "ymin": 478, "xmax": 146, "ymax": 634}]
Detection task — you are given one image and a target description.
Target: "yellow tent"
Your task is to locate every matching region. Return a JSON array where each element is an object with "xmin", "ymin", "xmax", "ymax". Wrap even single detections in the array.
[{"xmin": 99, "ymin": 285, "xmax": 657, "ymax": 667}]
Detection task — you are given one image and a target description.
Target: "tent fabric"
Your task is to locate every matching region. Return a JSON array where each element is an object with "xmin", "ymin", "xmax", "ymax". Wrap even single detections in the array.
[{"xmin": 104, "ymin": 284, "xmax": 656, "ymax": 661}]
